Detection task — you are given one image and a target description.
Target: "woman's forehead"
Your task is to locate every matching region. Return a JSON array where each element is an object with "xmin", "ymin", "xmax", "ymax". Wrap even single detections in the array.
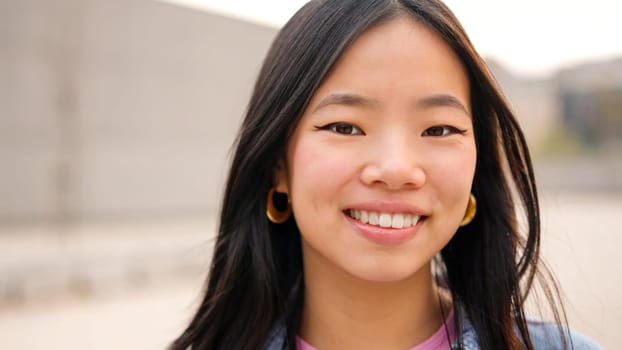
[{"xmin": 306, "ymin": 17, "xmax": 471, "ymax": 115}]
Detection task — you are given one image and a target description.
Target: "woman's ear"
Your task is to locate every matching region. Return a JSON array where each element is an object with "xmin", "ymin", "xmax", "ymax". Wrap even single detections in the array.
[{"xmin": 273, "ymin": 160, "xmax": 289, "ymax": 194}]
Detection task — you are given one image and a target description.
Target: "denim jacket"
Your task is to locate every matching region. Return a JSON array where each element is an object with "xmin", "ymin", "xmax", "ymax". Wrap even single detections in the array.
[{"xmin": 262, "ymin": 313, "xmax": 603, "ymax": 350}]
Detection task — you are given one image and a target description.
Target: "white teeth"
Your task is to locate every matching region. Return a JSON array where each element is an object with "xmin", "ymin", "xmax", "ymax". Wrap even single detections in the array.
[
  {"xmin": 412, "ymin": 215, "xmax": 420, "ymax": 225},
  {"xmin": 368, "ymin": 212, "xmax": 379, "ymax": 225},
  {"xmin": 360, "ymin": 211, "xmax": 369, "ymax": 224},
  {"xmin": 391, "ymin": 213, "xmax": 404, "ymax": 229},
  {"xmin": 379, "ymin": 213, "xmax": 392, "ymax": 228},
  {"xmin": 348, "ymin": 210, "xmax": 421, "ymax": 228},
  {"xmin": 403, "ymin": 214, "xmax": 412, "ymax": 227}
]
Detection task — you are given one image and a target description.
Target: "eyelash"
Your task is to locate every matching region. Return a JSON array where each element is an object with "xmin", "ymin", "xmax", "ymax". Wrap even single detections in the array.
[
  {"xmin": 315, "ymin": 122, "xmax": 467, "ymax": 137},
  {"xmin": 314, "ymin": 122, "xmax": 365, "ymax": 135},
  {"xmin": 422, "ymin": 125, "xmax": 468, "ymax": 137}
]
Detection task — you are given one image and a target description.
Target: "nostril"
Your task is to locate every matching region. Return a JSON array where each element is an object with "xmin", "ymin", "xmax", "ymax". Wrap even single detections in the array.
[{"xmin": 370, "ymin": 169, "xmax": 425, "ymax": 190}]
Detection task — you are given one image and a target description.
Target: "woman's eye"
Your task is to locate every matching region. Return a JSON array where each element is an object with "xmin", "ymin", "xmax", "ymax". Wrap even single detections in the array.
[
  {"xmin": 422, "ymin": 125, "xmax": 466, "ymax": 137},
  {"xmin": 316, "ymin": 122, "xmax": 365, "ymax": 135}
]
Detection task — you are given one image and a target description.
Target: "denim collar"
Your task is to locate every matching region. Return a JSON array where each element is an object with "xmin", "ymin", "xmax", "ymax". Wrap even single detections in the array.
[{"xmin": 262, "ymin": 310, "xmax": 480, "ymax": 350}]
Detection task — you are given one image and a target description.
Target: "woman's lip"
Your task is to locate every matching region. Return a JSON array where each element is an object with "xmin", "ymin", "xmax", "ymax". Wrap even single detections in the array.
[
  {"xmin": 344, "ymin": 200, "xmax": 428, "ymax": 216},
  {"xmin": 344, "ymin": 213, "xmax": 425, "ymax": 245}
]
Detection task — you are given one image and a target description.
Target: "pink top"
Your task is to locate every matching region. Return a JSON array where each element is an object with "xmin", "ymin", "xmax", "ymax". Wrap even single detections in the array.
[{"xmin": 296, "ymin": 309, "xmax": 456, "ymax": 350}]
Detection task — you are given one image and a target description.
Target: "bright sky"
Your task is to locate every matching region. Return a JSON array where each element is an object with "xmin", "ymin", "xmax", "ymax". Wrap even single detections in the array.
[{"xmin": 159, "ymin": 0, "xmax": 621, "ymax": 77}]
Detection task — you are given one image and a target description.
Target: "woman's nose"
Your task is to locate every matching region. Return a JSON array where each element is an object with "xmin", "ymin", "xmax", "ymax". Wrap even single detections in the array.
[{"xmin": 359, "ymin": 136, "xmax": 426, "ymax": 190}]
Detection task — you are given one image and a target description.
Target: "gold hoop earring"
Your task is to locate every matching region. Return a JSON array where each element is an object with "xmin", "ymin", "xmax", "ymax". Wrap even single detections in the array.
[
  {"xmin": 266, "ymin": 188, "xmax": 291, "ymax": 224},
  {"xmin": 460, "ymin": 194, "xmax": 477, "ymax": 227}
]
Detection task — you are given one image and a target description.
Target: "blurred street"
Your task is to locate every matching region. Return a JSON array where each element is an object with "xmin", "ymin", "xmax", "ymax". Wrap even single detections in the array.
[{"xmin": 0, "ymin": 217, "xmax": 214, "ymax": 349}]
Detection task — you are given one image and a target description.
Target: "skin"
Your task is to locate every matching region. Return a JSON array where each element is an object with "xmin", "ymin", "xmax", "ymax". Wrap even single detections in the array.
[{"xmin": 275, "ymin": 17, "xmax": 476, "ymax": 349}]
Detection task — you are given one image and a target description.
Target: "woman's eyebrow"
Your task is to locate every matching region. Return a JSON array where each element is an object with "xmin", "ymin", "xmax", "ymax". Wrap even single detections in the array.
[
  {"xmin": 312, "ymin": 92, "xmax": 470, "ymax": 115},
  {"xmin": 312, "ymin": 92, "xmax": 380, "ymax": 113},
  {"xmin": 415, "ymin": 94, "xmax": 470, "ymax": 115}
]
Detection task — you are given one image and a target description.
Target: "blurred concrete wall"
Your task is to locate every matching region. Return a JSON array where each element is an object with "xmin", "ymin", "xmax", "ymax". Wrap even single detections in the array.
[
  {"xmin": 1, "ymin": 0, "xmax": 277, "ymax": 222},
  {"xmin": 487, "ymin": 60, "xmax": 560, "ymax": 148},
  {"xmin": 557, "ymin": 58, "xmax": 622, "ymax": 145}
]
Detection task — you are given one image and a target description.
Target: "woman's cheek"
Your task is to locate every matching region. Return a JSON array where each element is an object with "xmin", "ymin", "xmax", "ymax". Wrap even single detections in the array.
[
  {"xmin": 426, "ymin": 142, "xmax": 476, "ymax": 180},
  {"xmin": 424, "ymin": 147, "xmax": 476, "ymax": 217},
  {"xmin": 288, "ymin": 137, "xmax": 353, "ymax": 203}
]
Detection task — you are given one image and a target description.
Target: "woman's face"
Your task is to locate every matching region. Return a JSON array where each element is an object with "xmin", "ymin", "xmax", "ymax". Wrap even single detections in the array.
[{"xmin": 275, "ymin": 17, "xmax": 477, "ymax": 283}]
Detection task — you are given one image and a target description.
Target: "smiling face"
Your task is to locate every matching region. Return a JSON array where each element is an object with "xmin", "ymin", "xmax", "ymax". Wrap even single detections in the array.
[{"xmin": 275, "ymin": 17, "xmax": 477, "ymax": 283}]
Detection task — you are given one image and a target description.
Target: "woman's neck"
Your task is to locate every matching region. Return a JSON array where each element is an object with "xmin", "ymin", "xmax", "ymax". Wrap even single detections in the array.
[{"xmin": 299, "ymin": 255, "xmax": 448, "ymax": 349}]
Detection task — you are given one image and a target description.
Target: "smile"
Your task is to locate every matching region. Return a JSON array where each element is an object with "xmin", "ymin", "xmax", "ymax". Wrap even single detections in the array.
[{"xmin": 346, "ymin": 209, "xmax": 421, "ymax": 229}]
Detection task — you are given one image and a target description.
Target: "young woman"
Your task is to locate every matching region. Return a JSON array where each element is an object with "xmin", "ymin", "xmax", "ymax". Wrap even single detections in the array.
[{"xmin": 171, "ymin": 1, "xmax": 602, "ymax": 349}]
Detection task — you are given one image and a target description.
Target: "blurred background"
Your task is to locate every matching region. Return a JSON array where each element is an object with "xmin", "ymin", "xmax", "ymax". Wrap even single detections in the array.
[{"xmin": 0, "ymin": 0, "xmax": 620, "ymax": 348}]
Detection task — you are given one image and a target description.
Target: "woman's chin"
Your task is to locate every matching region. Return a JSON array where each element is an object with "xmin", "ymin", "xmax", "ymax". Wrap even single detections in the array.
[{"xmin": 344, "ymin": 262, "xmax": 429, "ymax": 284}]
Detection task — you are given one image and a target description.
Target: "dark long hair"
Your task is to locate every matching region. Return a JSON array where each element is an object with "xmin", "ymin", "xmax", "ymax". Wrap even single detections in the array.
[{"xmin": 171, "ymin": 1, "xmax": 568, "ymax": 349}]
